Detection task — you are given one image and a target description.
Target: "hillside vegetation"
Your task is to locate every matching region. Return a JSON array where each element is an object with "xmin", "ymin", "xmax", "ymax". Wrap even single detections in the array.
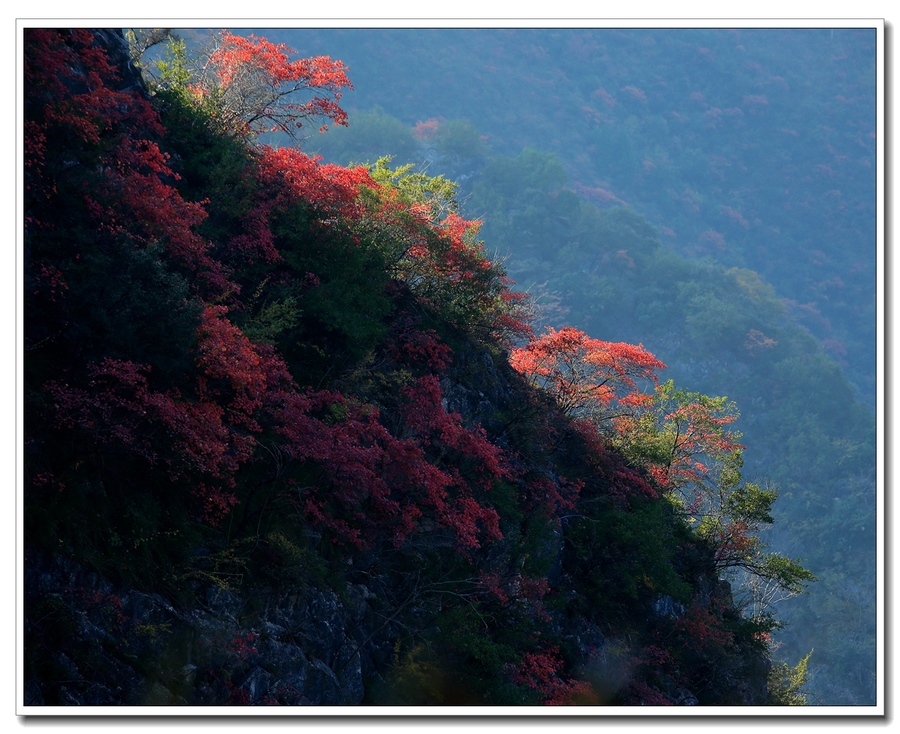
[{"xmin": 24, "ymin": 28, "xmax": 820, "ymax": 708}]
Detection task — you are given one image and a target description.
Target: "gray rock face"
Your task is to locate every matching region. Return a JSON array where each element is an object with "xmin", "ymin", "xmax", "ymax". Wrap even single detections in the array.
[
  {"xmin": 91, "ymin": 29, "xmax": 148, "ymax": 95},
  {"xmin": 652, "ymin": 595, "xmax": 685, "ymax": 620},
  {"xmin": 24, "ymin": 551, "xmax": 379, "ymax": 706}
]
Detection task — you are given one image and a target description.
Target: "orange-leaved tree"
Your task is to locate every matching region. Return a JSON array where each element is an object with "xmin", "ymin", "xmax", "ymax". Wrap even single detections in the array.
[
  {"xmin": 510, "ymin": 326, "xmax": 665, "ymax": 423},
  {"xmin": 149, "ymin": 30, "xmax": 352, "ymax": 140}
]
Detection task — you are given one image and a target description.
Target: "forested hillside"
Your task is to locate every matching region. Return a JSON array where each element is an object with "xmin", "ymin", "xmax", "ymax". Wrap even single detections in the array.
[
  {"xmin": 22, "ymin": 28, "xmax": 822, "ymax": 708},
  {"xmin": 260, "ymin": 26, "xmax": 879, "ymax": 705}
]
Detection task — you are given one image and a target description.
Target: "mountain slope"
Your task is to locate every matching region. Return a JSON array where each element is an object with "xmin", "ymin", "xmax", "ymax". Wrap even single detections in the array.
[{"xmin": 22, "ymin": 28, "xmax": 814, "ymax": 708}]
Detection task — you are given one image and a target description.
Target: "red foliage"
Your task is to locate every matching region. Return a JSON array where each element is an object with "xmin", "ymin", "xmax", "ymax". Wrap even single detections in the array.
[
  {"xmin": 511, "ymin": 327, "xmax": 665, "ymax": 421},
  {"xmin": 391, "ymin": 322, "xmax": 454, "ymax": 372},
  {"xmin": 512, "ymin": 647, "xmax": 564, "ymax": 690},
  {"xmin": 47, "ymin": 359, "xmax": 250, "ymax": 483},
  {"xmin": 510, "ymin": 574, "xmax": 553, "ymax": 622},
  {"xmin": 673, "ymin": 602, "xmax": 733, "ymax": 652},
  {"xmin": 512, "ymin": 646, "xmax": 596, "ymax": 705},
  {"xmin": 275, "ymin": 391, "xmax": 423, "ymax": 549},
  {"xmin": 217, "ymin": 147, "xmax": 378, "ymax": 267},
  {"xmin": 626, "ymin": 680, "xmax": 674, "ymax": 705},
  {"xmin": 24, "ymin": 29, "xmax": 164, "ymax": 152},
  {"xmin": 413, "ymin": 118, "xmax": 440, "ymax": 140},
  {"xmin": 196, "ymin": 305, "xmax": 282, "ymax": 430},
  {"xmin": 256, "ymin": 145, "xmax": 376, "ymax": 220},
  {"xmin": 523, "ymin": 473, "xmax": 582, "ymax": 514},
  {"xmin": 621, "ymin": 85, "xmax": 648, "ymax": 102},
  {"xmin": 428, "ymin": 216, "xmax": 532, "ymax": 347},
  {"xmin": 224, "ymin": 681, "xmax": 251, "ymax": 706},
  {"xmin": 30, "ymin": 263, "xmax": 68, "ymax": 302},
  {"xmin": 494, "ymin": 283, "xmax": 534, "ymax": 342},
  {"xmin": 198, "ymin": 31, "xmax": 352, "ymax": 137},
  {"xmin": 193, "ymin": 482, "xmax": 240, "ymax": 526},
  {"xmin": 272, "ymin": 379, "xmax": 506, "ymax": 553},
  {"xmin": 222, "ymin": 199, "xmax": 282, "ymax": 265},
  {"xmin": 379, "ymin": 202, "xmax": 531, "ymax": 344},
  {"xmin": 24, "ymin": 29, "xmax": 234, "ymax": 297},
  {"xmin": 399, "ymin": 376, "xmax": 507, "ymax": 549},
  {"xmin": 24, "ymin": 29, "xmax": 148, "ymax": 207},
  {"xmin": 434, "ymin": 214, "xmax": 489, "ymax": 279},
  {"xmin": 226, "ymin": 632, "xmax": 259, "ymax": 662},
  {"xmin": 75, "ymin": 588, "xmax": 134, "ymax": 635},
  {"xmin": 96, "ymin": 138, "xmax": 230, "ymax": 293},
  {"xmin": 637, "ymin": 644, "xmax": 675, "ymax": 670},
  {"xmin": 401, "ymin": 376, "xmax": 508, "ymax": 491},
  {"xmin": 709, "ymin": 519, "xmax": 757, "ymax": 568}
]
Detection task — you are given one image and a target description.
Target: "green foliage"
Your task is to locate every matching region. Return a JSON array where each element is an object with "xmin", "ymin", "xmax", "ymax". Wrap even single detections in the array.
[
  {"xmin": 368, "ymin": 643, "xmax": 466, "ymax": 705},
  {"xmin": 768, "ymin": 650, "xmax": 813, "ymax": 705},
  {"xmin": 516, "ymin": 512, "xmax": 559, "ymax": 579},
  {"xmin": 313, "ymin": 106, "xmax": 421, "ymax": 166},
  {"xmin": 757, "ymin": 554, "xmax": 817, "ymax": 597},
  {"xmin": 232, "ymin": 205, "xmax": 391, "ymax": 373},
  {"xmin": 356, "ymin": 158, "xmax": 529, "ymax": 345},
  {"xmin": 26, "ymin": 239, "xmax": 202, "ymax": 394},
  {"xmin": 431, "ymin": 118, "xmax": 488, "ymax": 177},
  {"xmin": 368, "ymin": 636, "xmax": 524, "ymax": 705},
  {"xmin": 153, "ymin": 88, "xmax": 259, "ymax": 250},
  {"xmin": 564, "ymin": 496, "xmax": 693, "ymax": 621},
  {"xmin": 471, "ymin": 148, "xmax": 570, "ymax": 260},
  {"xmin": 724, "ymin": 481, "xmax": 776, "ymax": 526},
  {"xmin": 490, "ymin": 147, "xmax": 569, "ymax": 192},
  {"xmin": 241, "ymin": 293, "xmax": 302, "ymax": 345},
  {"xmin": 152, "ymin": 35, "xmax": 193, "ymax": 95},
  {"xmin": 367, "ymin": 156, "xmax": 461, "ymax": 222},
  {"xmin": 125, "ymin": 28, "xmax": 175, "ymax": 71}
]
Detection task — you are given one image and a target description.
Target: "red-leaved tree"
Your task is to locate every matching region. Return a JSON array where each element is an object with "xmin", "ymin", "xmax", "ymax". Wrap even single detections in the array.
[
  {"xmin": 510, "ymin": 326, "xmax": 665, "ymax": 423},
  {"xmin": 190, "ymin": 31, "xmax": 352, "ymax": 139}
]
